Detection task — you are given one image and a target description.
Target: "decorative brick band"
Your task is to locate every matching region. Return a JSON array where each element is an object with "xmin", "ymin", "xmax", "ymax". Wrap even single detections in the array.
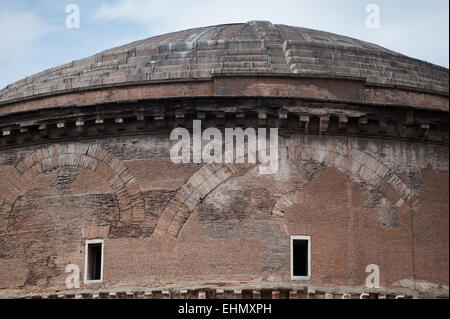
[{"xmin": 0, "ymin": 143, "xmax": 145, "ymax": 233}]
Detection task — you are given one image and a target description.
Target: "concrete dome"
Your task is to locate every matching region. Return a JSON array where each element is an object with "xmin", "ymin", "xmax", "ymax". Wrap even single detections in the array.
[{"xmin": 1, "ymin": 21, "xmax": 448, "ymax": 105}]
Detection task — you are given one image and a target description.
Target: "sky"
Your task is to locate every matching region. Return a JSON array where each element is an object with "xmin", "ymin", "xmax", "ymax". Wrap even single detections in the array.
[{"xmin": 0, "ymin": 0, "xmax": 448, "ymax": 90}]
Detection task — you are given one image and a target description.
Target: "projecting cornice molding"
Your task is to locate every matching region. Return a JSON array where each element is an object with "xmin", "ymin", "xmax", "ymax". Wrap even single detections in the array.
[{"xmin": 0, "ymin": 96, "xmax": 448, "ymax": 150}]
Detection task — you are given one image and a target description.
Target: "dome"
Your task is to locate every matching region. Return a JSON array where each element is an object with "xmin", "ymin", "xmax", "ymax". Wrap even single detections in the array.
[{"xmin": 0, "ymin": 21, "xmax": 448, "ymax": 105}]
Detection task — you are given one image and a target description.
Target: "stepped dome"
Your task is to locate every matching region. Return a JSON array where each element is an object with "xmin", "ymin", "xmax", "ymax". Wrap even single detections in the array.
[{"xmin": 1, "ymin": 21, "xmax": 448, "ymax": 105}]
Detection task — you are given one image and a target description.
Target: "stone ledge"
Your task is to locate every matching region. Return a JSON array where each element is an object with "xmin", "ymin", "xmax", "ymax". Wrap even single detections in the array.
[{"xmin": 1, "ymin": 283, "xmax": 446, "ymax": 299}]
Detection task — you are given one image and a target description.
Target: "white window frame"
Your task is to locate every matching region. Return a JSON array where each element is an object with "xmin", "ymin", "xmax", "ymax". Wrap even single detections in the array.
[
  {"xmin": 290, "ymin": 235, "xmax": 311, "ymax": 280},
  {"xmin": 84, "ymin": 239, "xmax": 104, "ymax": 284}
]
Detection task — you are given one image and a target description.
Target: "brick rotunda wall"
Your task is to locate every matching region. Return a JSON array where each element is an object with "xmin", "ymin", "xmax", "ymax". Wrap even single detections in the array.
[{"xmin": 0, "ymin": 133, "xmax": 448, "ymax": 296}]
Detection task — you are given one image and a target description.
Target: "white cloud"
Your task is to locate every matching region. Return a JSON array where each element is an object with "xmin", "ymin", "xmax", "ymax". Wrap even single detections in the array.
[
  {"xmin": 93, "ymin": 0, "xmax": 177, "ymax": 34},
  {"xmin": 94, "ymin": 0, "xmax": 159, "ymax": 23},
  {"xmin": 92, "ymin": 0, "xmax": 333, "ymax": 36},
  {"xmin": 0, "ymin": 9, "xmax": 50, "ymax": 89}
]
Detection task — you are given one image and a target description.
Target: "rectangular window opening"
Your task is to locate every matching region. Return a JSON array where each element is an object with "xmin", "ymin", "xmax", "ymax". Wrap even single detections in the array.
[
  {"xmin": 85, "ymin": 240, "xmax": 103, "ymax": 283},
  {"xmin": 291, "ymin": 236, "xmax": 311, "ymax": 280}
]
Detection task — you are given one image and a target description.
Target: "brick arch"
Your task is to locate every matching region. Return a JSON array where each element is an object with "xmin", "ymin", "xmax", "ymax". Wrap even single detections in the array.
[
  {"xmin": 154, "ymin": 136, "xmax": 416, "ymax": 238},
  {"xmin": 154, "ymin": 134, "xmax": 283, "ymax": 238},
  {"xmin": 272, "ymin": 137, "xmax": 413, "ymax": 218},
  {"xmin": 0, "ymin": 144, "xmax": 145, "ymax": 232},
  {"xmin": 272, "ymin": 190, "xmax": 326, "ymax": 219},
  {"xmin": 154, "ymin": 161, "xmax": 256, "ymax": 238}
]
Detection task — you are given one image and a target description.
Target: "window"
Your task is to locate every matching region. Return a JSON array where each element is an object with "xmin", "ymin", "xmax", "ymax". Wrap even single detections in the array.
[
  {"xmin": 291, "ymin": 236, "xmax": 311, "ymax": 280},
  {"xmin": 84, "ymin": 239, "xmax": 104, "ymax": 284}
]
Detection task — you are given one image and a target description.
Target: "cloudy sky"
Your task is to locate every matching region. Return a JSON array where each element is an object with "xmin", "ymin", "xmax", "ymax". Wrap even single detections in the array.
[{"xmin": 0, "ymin": 0, "xmax": 448, "ymax": 89}]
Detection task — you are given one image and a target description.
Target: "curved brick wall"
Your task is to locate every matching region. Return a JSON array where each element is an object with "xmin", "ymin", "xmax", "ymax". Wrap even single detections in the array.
[
  {"xmin": 0, "ymin": 22, "xmax": 448, "ymax": 299},
  {"xmin": 0, "ymin": 135, "xmax": 448, "ymax": 298}
]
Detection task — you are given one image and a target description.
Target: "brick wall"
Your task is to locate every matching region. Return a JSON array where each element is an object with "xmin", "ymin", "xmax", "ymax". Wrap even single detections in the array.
[{"xmin": 0, "ymin": 134, "xmax": 448, "ymax": 296}]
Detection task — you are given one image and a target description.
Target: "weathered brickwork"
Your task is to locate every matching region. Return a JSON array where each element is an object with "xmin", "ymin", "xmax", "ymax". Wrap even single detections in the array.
[
  {"xmin": 0, "ymin": 22, "xmax": 448, "ymax": 299},
  {"xmin": 0, "ymin": 134, "xmax": 448, "ymax": 298}
]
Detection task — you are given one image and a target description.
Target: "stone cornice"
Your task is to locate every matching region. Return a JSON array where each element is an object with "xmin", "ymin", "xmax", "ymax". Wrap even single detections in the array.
[
  {"xmin": 0, "ymin": 96, "xmax": 448, "ymax": 150},
  {"xmin": 0, "ymin": 283, "xmax": 447, "ymax": 299}
]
